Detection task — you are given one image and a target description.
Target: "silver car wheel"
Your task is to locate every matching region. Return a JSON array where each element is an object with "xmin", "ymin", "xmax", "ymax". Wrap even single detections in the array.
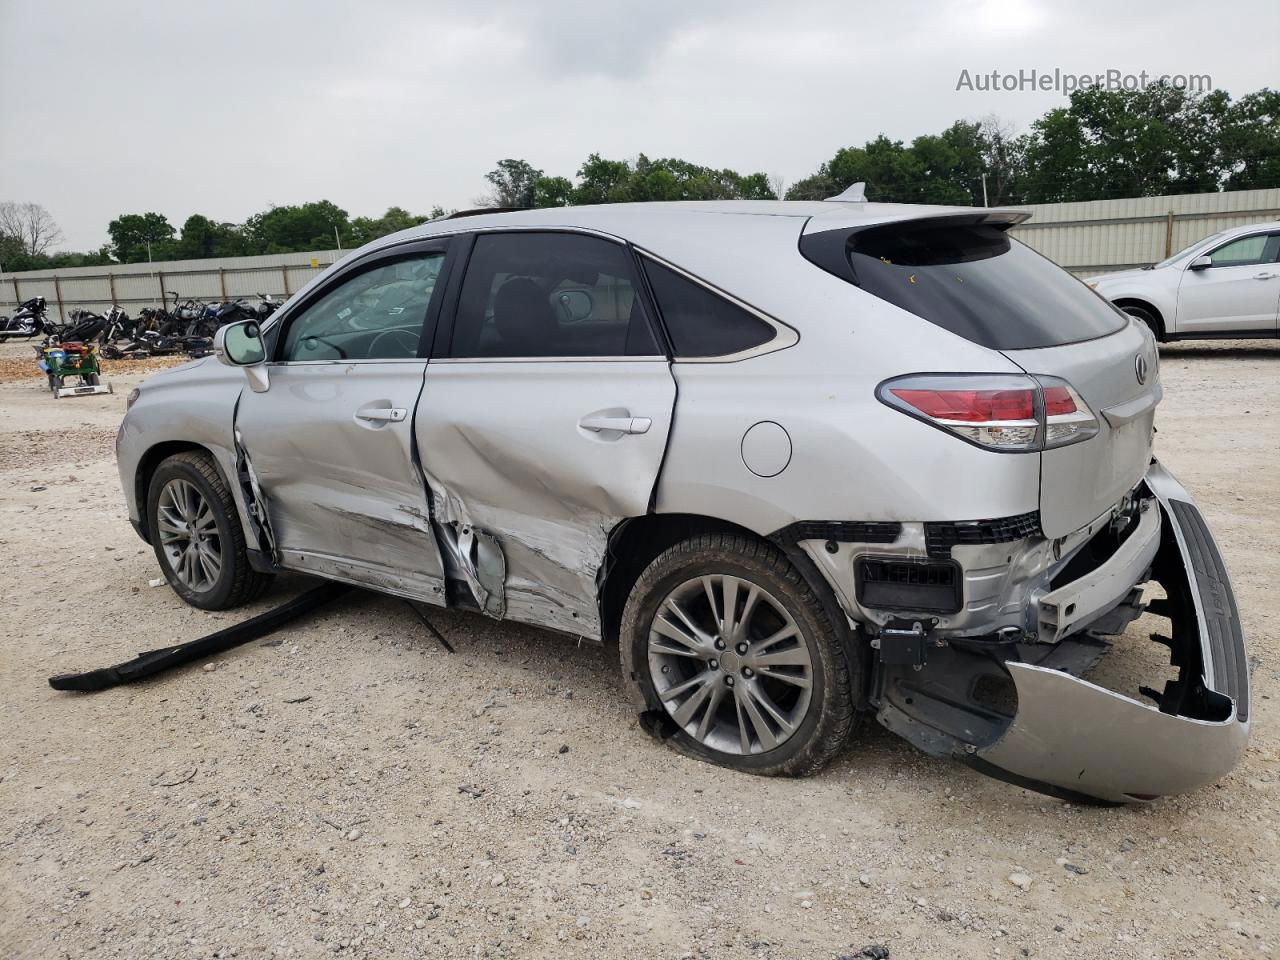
[
  {"xmin": 648, "ymin": 574, "xmax": 814, "ymax": 755},
  {"xmin": 156, "ymin": 478, "xmax": 222, "ymax": 592}
]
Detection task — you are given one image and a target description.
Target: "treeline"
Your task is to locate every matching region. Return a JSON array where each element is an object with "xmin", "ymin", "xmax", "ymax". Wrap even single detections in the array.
[{"xmin": 3, "ymin": 83, "xmax": 1277, "ymax": 270}]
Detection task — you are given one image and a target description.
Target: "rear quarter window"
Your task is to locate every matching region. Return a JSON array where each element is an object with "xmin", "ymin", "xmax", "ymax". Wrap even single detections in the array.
[
  {"xmin": 800, "ymin": 218, "xmax": 1128, "ymax": 350},
  {"xmin": 642, "ymin": 259, "xmax": 777, "ymax": 358}
]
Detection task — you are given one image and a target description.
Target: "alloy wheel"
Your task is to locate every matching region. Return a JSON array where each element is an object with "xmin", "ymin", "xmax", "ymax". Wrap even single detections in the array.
[
  {"xmin": 647, "ymin": 574, "xmax": 814, "ymax": 755},
  {"xmin": 156, "ymin": 478, "xmax": 222, "ymax": 592}
]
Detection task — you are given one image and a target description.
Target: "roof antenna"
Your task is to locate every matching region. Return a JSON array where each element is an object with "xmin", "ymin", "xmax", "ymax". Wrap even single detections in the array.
[{"xmin": 825, "ymin": 181, "xmax": 867, "ymax": 202}]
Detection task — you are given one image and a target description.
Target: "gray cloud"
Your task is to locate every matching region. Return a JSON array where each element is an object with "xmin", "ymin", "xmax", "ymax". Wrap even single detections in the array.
[{"xmin": 1, "ymin": 0, "xmax": 1275, "ymax": 250}]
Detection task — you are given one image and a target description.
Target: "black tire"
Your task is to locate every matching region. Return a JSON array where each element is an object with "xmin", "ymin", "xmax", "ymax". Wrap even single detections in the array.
[
  {"xmin": 620, "ymin": 533, "xmax": 857, "ymax": 776},
  {"xmin": 1121, "ymin": 304, "xmax": 1163, "ymax": 342},
  {"xmin": 47, "ymin": 372, "xmax": 58, "ymax": 393},
  {"xmin": 86, "ymin": 373, "xmax": 100, "ymax": 386},
  {"xmin": 146, "ymin": 451, "xmax": 273, "ymax": 610}
]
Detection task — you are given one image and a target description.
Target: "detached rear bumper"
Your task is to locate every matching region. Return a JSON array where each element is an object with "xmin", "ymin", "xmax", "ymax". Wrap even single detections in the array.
[{"xmin": 972, "ymin": 460, "xmax": 1249, "ymax": 803}]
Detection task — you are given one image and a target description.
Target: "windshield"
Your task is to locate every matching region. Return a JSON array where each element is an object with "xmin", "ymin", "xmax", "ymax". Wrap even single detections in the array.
[{"xmin": 1152, "ymin": 232, "xmax": 1226, "ymax": 269}]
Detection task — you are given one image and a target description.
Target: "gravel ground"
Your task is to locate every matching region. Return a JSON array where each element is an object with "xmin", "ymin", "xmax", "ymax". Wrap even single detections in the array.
[{"xmin": 0, "ymin": 337, "xmax": 1277, "ymax": 960}]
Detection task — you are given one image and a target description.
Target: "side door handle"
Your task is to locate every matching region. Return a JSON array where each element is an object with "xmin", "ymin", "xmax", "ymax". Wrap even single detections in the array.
[
  {"xmin": 1253, "ymin": 272, "xmax": 1277, "ymax": 280},
  {"xmin": 579, "ymin": 414, "xmax": 652, "ymax": 435},
  {"xmin": 356, "ymin": 407, "xmax": 407, "ymax": 422}
]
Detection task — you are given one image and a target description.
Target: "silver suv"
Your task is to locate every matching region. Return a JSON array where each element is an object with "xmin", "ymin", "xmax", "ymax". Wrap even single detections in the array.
[{"xmin": 116, "ymin": 201, "xmax": 1249, "ymax": 804}]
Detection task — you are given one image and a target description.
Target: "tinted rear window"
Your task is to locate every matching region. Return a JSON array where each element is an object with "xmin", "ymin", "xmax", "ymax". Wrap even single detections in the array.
[
  {"xmin": 643, "ymin": 259, "xmax": 776, "ymax": 358},
  {"xmin": 801, "ymin": 220, "xmax": 1127, "ymax": 350}
]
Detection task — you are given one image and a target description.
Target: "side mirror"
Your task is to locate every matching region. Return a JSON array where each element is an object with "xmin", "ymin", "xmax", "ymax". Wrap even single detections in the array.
[
  {"xmin": 214, "ymin": 320, "xmax": 269, "ymax": 392},
  {"xmin": 1189, "ymin": 254, "xmax": 1213, "ymax": 270}
]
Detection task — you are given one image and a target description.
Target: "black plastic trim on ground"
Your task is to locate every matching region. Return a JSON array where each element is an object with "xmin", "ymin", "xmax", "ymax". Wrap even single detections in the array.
[
  {"xmin": 1168, "ymin": 498, "xmax": 1249, "ymax": 722},
  {"xmin": 48, "ymin": 583, "xmax": 352, "ymax": 692},
  {"xmin": 924, "ymin": 511, "xmax": 1042, "ymax": 558}
]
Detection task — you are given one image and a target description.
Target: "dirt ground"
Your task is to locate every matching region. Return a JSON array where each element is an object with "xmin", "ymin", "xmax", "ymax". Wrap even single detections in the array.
[{"xmin": 0, "ymin": 336, "xmax": 1276, "ymax": 960}]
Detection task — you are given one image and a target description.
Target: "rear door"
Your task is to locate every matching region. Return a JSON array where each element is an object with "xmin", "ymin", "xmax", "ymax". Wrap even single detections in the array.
[
  {"xmin": 418, "ymin": 230, "xmax": 676, "ymax": 636},
  {"xmin": 1176, "ymin": 231, "xmax": 1280, "ymax": 333},
  {"xmin": 236, "ymin": 238, "xmax": 453, "ymax": 600}
]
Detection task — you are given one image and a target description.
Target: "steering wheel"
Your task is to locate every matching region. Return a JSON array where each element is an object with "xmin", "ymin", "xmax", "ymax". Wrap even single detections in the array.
[{"xmin": 367, "ymin": 328, "xmax": 419, "ymax": 358}]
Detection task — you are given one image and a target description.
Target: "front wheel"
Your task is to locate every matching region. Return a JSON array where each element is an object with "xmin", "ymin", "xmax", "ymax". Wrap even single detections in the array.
[
  {"xmin": 1121, "ymin": 304, "xmax": 1163, "ymax": 342},
  {"xmin": 620, "ymin": 534, "xmax": 856, "ymax": 776},
  {"xmin": 146, "ymin": 451, "xmax": 273, "ymax": 610}
]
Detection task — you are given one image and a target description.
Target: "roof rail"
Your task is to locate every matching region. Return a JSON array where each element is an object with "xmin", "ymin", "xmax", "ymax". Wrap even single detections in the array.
[{"xmin": 439, "ymin": 206, "xmax": 528, "ymax": 221}]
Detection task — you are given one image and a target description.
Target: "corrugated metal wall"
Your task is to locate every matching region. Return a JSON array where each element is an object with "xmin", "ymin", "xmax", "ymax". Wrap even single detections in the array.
[
  {"xmin": 3, "ymin": 188, "xmax": 1279, "ymax": 320},
  {"xmin": 1008, "ymin": 187, "xmax": 1280, "ymax": 276},
  {"xmin": 1, "ymin": 250, "xmax": 342, "ymax": 322}
]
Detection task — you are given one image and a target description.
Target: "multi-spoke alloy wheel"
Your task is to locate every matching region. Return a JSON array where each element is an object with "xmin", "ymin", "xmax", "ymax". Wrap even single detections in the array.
[
  {"xmin": 649, "ymin": 574, "xmax": 813, "ymax": 755},
  {"xmin": 620, "ymin": 533, "xmax": 857, "ymax": 776},
  {"xmin": 157, "ymin": 478, "xmax": 222, "ymax": 591},
  {"xmin": 146, "ymin": 451, "xmax": 273, "ymax": 610}
]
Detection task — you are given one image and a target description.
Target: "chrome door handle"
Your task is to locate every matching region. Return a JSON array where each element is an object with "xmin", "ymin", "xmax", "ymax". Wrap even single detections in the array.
[
  {"xmin": 579, "ymin": 414, "xmax": 652, "ymax": 435},
  {"xmin": 1254, "ymin": 272, "xmax": 1278, "ymax": 280},
  {"xmin": 356, "ymin": 407, "xmax": 407, "ymax": 422}
]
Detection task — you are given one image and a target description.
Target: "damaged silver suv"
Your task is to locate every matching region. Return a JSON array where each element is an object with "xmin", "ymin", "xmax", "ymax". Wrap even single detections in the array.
[{"xmin": 116, "ymin": 200, "xmax": 1249, "ymax": 804}]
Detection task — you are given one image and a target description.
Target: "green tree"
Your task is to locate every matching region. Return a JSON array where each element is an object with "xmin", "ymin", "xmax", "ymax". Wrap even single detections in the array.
[
  {"xmin": 244, "ymin": 200, "xmax": 352, "ymax": 252},
  {"xmin": 1221, "ymin": 88, "xmax": 1280, "ymax": 190},
  {"xmin": 532, "ymin": 176, "xmax": 574, "ymax": 208},
  {"xmin": 107, "ymin": 212, "xmax": 177, "ymax": 263},
  {"xmin": 484, "ymin": 159, "xmax": 543, "ymax": 207},
  {"xmin": 350, "ymin": 206, "xmax": 432, "ymax": 245},
  {"xmin": 174, "ymin": 214, "xmax": 249, "ymax": 260}
]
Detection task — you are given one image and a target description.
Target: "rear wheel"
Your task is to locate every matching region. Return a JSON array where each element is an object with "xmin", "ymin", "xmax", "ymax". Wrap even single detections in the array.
[
  {"xmin": 620, "ymin": 534, "xmax": 856, "ymax": 776},
  {"xmin": 147, "ymin": 451, "xmax": 272, "ymax": 610}
]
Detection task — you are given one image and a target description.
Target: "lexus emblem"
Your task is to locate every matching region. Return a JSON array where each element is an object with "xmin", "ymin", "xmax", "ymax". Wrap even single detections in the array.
[{"xmin": 1135, "ymin": 354, "xmax": 1149, "ymax": 385}]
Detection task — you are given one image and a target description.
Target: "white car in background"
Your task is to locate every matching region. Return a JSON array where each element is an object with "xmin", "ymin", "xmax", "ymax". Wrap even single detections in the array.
[{"xmin": 1088, "ymin": 221, "xmax": 1280, "ymax": 342}]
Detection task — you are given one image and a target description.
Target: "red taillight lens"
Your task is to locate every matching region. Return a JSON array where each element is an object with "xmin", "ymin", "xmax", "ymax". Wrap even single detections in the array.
[
  {"xmin": 890, "ymin": 388, "xmax": 1035, "ymax": 423},
  {"xmin": 878, "ymin": 374, "xmax": 1099, "ymax": 452},
  {"xmin": 1041, "ymin": 386, "xmax": 1077, "ymax": 417}
]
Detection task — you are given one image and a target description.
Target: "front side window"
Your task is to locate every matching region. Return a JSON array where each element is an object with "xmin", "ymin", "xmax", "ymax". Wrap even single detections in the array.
[
  {"xmin": 1206, "ymin": 233, "xmax": 1278, "ymax": 267},
  {"xmin": 641, "ymin": 259, "xmax": 777, "ymax": 358},
  {"xmin": 449, "ymin": 232, "xmax": 659, "ymax": 358},
  {"xmin": 279, "ymin": 253, "xmax": 444, "ymax": 361}
]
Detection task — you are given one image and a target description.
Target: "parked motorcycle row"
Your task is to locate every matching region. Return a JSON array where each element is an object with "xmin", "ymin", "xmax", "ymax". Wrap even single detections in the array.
[{"xmin": 0, "ymin": 292, "xmax": 282, "ymax": 359}]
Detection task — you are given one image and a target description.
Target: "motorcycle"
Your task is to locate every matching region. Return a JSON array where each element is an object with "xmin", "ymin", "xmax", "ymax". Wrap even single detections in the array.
[{"xmin": 0, "ymin": 296, "xmax": 54, "ymax": 340}]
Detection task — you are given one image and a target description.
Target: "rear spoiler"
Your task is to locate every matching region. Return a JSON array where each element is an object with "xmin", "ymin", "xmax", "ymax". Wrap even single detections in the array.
[{"xmin": 799, "ymin": 211, "xmax": 1032, "ymax": 286}]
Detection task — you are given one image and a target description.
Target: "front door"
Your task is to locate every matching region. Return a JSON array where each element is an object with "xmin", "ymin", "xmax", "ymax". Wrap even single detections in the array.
[
  {"xmin": 417, "ymin": 230, "xmax": 676, "ymax": 636},
  {"xmin": 1176, "ymin": 231, "xmax": 1280, "ymax": 333},
  {"xmin": 237, "ymin": 239, "xmax": 453, "ymax": 601}
]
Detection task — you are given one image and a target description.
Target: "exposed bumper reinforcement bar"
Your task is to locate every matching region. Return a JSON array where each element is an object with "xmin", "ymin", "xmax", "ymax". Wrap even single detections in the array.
[{"xmin": 972, "ymin": 459, "xmax": 1249, "ymax": 803}]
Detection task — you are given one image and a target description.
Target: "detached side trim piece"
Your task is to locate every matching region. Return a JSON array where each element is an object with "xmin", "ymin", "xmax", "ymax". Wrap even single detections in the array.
[
  {"xmin": 49, "ymin": 583, "xmax": 351, "ymax": 692},
  {"xmin": 772, "ymin": 520, "xmax": 902, "ymax": 547}
]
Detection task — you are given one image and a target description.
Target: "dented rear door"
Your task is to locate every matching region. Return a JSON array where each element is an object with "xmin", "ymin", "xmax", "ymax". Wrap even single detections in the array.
[{"xmin": 417, "ymin": 230, "xmax": 676, "ymax": 637}]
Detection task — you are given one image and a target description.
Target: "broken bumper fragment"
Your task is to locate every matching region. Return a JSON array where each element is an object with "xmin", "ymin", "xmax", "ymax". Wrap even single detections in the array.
[
  {"xmin": 979, "ymin": 460, "xmax": 1248, "ymax": 802},
  {"xmin": 877, "ymin": 460, "xmax": 1249, "ymax": 804}
]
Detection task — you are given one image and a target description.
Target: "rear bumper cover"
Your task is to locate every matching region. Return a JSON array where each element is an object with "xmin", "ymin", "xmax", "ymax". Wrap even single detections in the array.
[
  {"xmin": 975, "ymin": 459, "xmax": 1248, "ymax": 802},
  {"xmin": 870, "ymin": 459, "xmax": 1248, "ymax": 804}
]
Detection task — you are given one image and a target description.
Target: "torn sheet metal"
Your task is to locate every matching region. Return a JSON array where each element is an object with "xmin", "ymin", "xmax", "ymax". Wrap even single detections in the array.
[
  {"xmin": 233, "ymin": 423, "xmax": 275, "ymax": 558},
  {"xmin": 414, "ymin": 361, "xmax": 674, "ymax": 640}
]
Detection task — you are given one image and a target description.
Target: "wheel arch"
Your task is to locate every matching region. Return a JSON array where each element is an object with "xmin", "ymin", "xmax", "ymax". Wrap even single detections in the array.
[
  {"xmin": 597, "ymin": 513, "xmax": 867, "ymax": 704},
  {"xmin": 1112, "ymin": 298, "xmax": 1166, "ymax": 340},
  {"xmin": 134, "ymin": 441, "xmax": 221, "ymax": 543}
]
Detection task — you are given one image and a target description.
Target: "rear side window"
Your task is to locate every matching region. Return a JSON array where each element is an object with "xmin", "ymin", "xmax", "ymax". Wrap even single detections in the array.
[
  {"xmin": 449, "ymin": 232, "xmax": 660, "ymax": 358},
  {"xmin": 642, "ymin": 260, "xmax": 776, "ymax": 358},
  {"xmin": 800, "ymin": 220, "xmax": 1128, "ymax": 350}
]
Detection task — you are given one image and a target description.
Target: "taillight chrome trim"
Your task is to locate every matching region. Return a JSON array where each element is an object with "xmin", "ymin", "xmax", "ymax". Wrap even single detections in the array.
[{"xmin": 876, "ymin": 373, "xmax": 1099, "ymax": 454}]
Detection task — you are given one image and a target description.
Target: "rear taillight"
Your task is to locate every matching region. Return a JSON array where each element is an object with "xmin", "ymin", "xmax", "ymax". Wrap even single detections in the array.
[{"xmin": 878, "ymin": 374, "xmax": 1098, "ymax": 452}]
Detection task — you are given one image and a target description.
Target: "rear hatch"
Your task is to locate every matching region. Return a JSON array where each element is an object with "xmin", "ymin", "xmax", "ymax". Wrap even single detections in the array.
[
  {"xmin": 1004, "ymin": 324, "xmax": 1159, "ymax": 537},
  {"xmin": 799, "ymin": 209, "xmax": 1159, "ymax": 537}
]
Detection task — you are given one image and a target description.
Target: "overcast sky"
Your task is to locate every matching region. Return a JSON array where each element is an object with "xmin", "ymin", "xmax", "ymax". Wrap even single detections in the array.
[{"xmin": 2, "ymin": 0, "xmax": 1276, "ymax": 251}]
